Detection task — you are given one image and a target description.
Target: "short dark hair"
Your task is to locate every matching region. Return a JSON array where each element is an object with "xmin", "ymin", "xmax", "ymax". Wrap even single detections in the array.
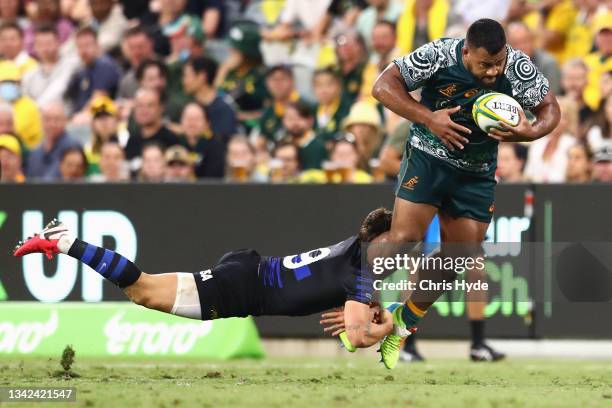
[
  {"xmin": 273, "ymin": 139, "xmax": 300, "ymax": 161},
  {"xmin": 0, "ymin": 22, "xmax": 22, "ymax": 36},
  {"xmin": 374, "ymin": 20, "xmax": 396, "ymax": 34},
  {"xmin": 34, "ymin": 24, "xmax": 59, "ymax": 37},
  {"xmin": 75, "ymin": 26, "xmax": 98, "ymax": 40},
  {"xmin": 358, "ymin": 207, "xmax": 392, "ymax": 243},
  {"xmin": 286, "ymin": 100, "xmax": 314, "ymax": 119},
  {"xmin": 185, "ymin": 56, "xmax": 218, "ymax": 86},
  {"xmin": 313, "ymin": 67, "xmax": 341, "ymax": 84},
  {"xmin": 466, "ymin": 18, "xmax": 506, "ymax": 55},
  {"xmin": 136, "ymin": 58, "xmax": 169, "ymax": 82},
  {"xmin": 124, "ymin": 25, "xmax": 152, "ymax": 40}
]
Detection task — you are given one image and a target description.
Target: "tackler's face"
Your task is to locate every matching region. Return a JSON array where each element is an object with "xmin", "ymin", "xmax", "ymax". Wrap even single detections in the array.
[{"xmin": 463, "ymin": 46, "xmax": 507, "ymax": 88}]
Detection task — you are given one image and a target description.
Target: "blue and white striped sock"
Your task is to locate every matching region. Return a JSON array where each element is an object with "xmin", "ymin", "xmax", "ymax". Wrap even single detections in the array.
[{"xmin": 66, "ymin": 239, "xmax": 142, "ymax": 288}]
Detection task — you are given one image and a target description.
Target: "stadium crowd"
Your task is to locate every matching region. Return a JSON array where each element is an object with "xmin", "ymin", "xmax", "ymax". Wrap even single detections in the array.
[{"xmin": 0, "ymin": 0, "xmax": 611, "ymax": 184}]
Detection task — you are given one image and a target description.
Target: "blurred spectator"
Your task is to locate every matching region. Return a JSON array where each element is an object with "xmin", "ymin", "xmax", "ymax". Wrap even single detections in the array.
[
  {"xmin": 361, "ymin": 20, "xmax": 399, "ymax": 103},
  {"xmin": 0, "ymin": 61, "xmax": 42, "ymax": 149},
  {"xmin": 509, "ymin": 0, "xmax": 577, "ymax": 63},
  {"xmin": 27, "ymin": 101, "xmax": 81, "ymax": 180},
  {"xmin": 335, "ymin": 30, "xmax": 367, "ymax": 104},
  {"xmin": 217, "ymin": 20, "xmax": 268, "ymax": 131},
  {"xmin": 59, "ymin": 146, "xmax": 88, "ymax": 181},
  {"xmin": 506, "ymin": 21, "xmax": 561, "ymax": 94},
  {"xmin": 89, "ymin": 140, "xmax": 128, "ymax": 182},
  {"xmin": 118, "ymin": 0, "xmax": 149, "ymax": 21},
  {"xmin": 452, "ymin": 0, "xmax": 510, "ymax": 27},
  {"xmin": 261, "ymin": 0, "xmax": 331, "ymax": 44},
  {"xmin": 356, "ymin": 0, "xmax": 402, "ymax": 48},
  {"xmin": 313, "ymin": 67, "xmax": 350, "ymax": 143},
  {"xmin": 600, "ymin": 70, "xmax": 612, "ymax": 102},
  {"xmin": 22, "ymin": 25, "xmax": 77, "ymax": 107},
  {"xmin": 184, "ymin": 0, "xmax": 224, "ymax": 39},
  {"xmin": 65, "ymin": 27, "xmax": 121, "ymax": 113},
  {"xmin": 136, "ymin": 58, "xmax": 168, "ymax": 95},
  {"xmin": 86, "ymin": 95, "xmax": 119, "ymax": 173},
  {"xmin": 396, "ymin": 0, "xmax": 449, "ymax": 55},
  {"xmin": 0, "ymin": 133, "xmax": 25, "ymax": 182},
  {"xmin": 586, "ymin": 95, "xmax": 612, "ymax": 150},
  {"xmin": 178, "ymin": 102, "xmax": 224, "ymax": 178},
  {"xmin": 496, "ymin": 142, "xmax": 527, "ymax": 183},
  {"xmin": 23, "ymin": 0, "xmax": 75, "ymax": 55},
  {"xmin": 0, "ymin": 0, "xmax": 25, "ymax": 26},
  {"xmin": 343, "ymin": 101, "xmax": 384, "ymax": 168},
  {"xmin": 329, "ymin": 135, "xmax": 372, "ymax": 183},
  {"xmin": 284, "ymin": 100, "xmax": 328, "ymax": 170},
  {"xmin": 138, "ymin": 142, "xmax": 166, "ymax": 182},
  {"xmin": 256, "ymin": 64, "xmax": 300, "ymax": 145},
  {"xmin": 163, "ymin": 13, "xmax": 205, "ymax": 65},
  {"xmin": 524, "ymin": 97, "xmax": 578, "ymax": 183},
  {"xmin": 172, "ymin": 56, "xmax": 237, "ymax": 142},
  {"xmin": 140, "ymin": 0, "xmax": 190, "ymax": 56},
  {"xmin": 125, "ymin": 88, "xmax": 178, "ymax": 162},
  {"xmin": 270, "ymin": 140, "xmax": 301, "ymax": 183},
  {"xmin": 164, "ymin": 144, "xmax": 195, "ymax": 182},
  {"xmin": 0, "ymin": 102, "xmax": 14, "ymax": 134},
  {"xmin": 0, "ymin": 22, "xmax": 38, "ymax": 76},
  {"xmin": 565, "ymin": 140, "xmax": 592, "ymax": 183},
  {"xmin": 591, "ymin": 140, "xmax": 612, "ymax": 182},
  {"xmin": 87, "ymin": 0, "xmax": 128, "ymax": 53},
  {"xmin": 583, "ymin": 13, "xmax": 612, "ymax": 111},
  {"xmin": 117, "ymin": 26, "xmax": 155, "ymax": 100},
  {"xmin": 225, "ymin": 135, "xmax": 267, "ymax": 182},
  {"xmin": 562, "ymin": 0, "xmax": 600, "ymax": 61},
  {"xmin": 379, "ymin": 119, "xmax": 410, "ymax": 178},
  {"xmin": 561, "ymin": 58, "xmax": 594, "ymax": 136}
]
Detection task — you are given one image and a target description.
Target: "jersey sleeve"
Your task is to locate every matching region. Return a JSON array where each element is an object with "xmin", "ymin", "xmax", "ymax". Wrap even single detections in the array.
[
  {"xmin": 505, "ymin": 49, "xmax": 550, "ymax": 109},
  {"xmin": 393, "ymin": 39, "xmax": 457, "ymax": 92},
  {"xmin": 346, "ymin": 271, "xmax": 374, "ymax": 304}
]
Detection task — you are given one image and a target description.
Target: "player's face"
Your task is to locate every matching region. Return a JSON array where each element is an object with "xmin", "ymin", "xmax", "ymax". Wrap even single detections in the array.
[{"xmin": 463, "ymin": 46, "xmax": 507, "ymax": 87}]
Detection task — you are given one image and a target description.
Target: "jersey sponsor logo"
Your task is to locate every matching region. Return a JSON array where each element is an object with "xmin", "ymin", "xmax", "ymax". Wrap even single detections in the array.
[
  {"xmin": 439, "ymin": 83, "xmax": 458, "ymax": 97},
  {"xmin": 199, "ymin": 269, "xmax": 213, "ymax": 282},
  {"xmin": 283, "ymin": 248, "xmax": 332, "ymax": 281},
  {"xmin": 402, "ymin": 176, "xmax": 420, "ymax": 191},
  {"xmin": 464, "ymin": 88, "xmax": 480, "ymax": 98}
]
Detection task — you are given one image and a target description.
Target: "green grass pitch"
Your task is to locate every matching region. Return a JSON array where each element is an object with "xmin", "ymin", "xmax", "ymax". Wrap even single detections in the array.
[{"xmin": 1, "ymin": 356, "xmax": 611, "ymax": 407}]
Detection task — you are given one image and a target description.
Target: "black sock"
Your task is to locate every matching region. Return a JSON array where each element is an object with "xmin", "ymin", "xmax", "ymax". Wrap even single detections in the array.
[
  {"xmin": 470, "ymin": 320, "xmax": 485, "ymax": 348},
  {"xmin": 68, "ymin": 239, "xmax": 142, "ymax": 288}
]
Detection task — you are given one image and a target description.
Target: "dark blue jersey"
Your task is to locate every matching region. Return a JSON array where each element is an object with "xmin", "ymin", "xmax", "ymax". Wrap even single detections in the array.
[{"xmin": 257, "ymin": 236, "xmax": 373, "ymax": 316}]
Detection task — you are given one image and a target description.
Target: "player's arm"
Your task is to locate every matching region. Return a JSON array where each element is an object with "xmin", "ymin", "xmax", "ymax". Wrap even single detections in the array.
[
  {"xmin": 489, "ymin": 91, "xmax": 561, "ymax": 142},
  {"xmin": 320, "ymin": 301, "xmax": 393, "ymax": 348},
  {"xmin": 373, "ymin": 63, "xmax": 471, "ymax": 151}
]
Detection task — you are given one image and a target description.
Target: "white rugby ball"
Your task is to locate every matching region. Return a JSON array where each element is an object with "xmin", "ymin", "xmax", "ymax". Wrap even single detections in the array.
[{"xmin": 472, "ymin": 92, "xmax": 522, "ymax": 133}]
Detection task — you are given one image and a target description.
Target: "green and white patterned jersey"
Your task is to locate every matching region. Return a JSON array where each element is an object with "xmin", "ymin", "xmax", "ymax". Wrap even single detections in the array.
[{"xmin": 393, "ymin": 38, "xmax": 549, "ymax": 174}]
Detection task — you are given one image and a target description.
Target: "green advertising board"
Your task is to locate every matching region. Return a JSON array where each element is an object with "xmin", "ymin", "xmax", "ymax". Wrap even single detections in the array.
[{"xmin": 0, "ymin": 303, "xmax": 265, "ymax": 359}]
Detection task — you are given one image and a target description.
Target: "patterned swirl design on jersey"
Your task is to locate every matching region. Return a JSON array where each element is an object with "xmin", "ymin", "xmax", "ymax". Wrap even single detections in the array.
[
  {"xmin": 504, "ymin": 47, "xmax": 550, "ymax": 108},
  {"xmin": 410, "ymin": 125, "xmax": 495, "ymax": 173},
  {"xmin": 394, "ymin": 38, "xmax": 461, "ymax": 91},
  {"xmin": 514, "ymin": 57, "xmax": 537, "ymax": 81}
]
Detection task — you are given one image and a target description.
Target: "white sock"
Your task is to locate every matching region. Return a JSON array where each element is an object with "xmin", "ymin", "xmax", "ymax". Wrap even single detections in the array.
[{"xmin": 57, "ymin": 235, "xmax": 76, "ymax": 254}]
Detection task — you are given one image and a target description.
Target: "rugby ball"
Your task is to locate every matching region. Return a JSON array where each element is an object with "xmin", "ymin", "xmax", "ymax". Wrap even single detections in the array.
[{"xmin": 472, "ymin": 92, "xmax": 522, "ymax": 133}]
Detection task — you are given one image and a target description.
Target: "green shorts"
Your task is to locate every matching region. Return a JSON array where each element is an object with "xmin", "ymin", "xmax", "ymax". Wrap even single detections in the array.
[{"xmin": 395, "ymin": 146, "xmax": 497, "ymax": 223}]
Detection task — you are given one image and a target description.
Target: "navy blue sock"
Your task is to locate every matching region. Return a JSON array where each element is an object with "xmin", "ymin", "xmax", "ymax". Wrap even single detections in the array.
[{"xmin": 67, "ymin": 239, "xmax": 141, "ymax": 288}]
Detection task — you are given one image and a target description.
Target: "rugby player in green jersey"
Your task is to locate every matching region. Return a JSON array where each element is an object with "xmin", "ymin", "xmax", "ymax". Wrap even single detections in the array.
[{"xmin": 368, "ymin": 18, "xmax": 560, "ymax": 369}]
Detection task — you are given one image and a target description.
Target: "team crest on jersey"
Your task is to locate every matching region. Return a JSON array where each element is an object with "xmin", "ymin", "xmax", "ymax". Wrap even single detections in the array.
[
  {"xmin": 464, "ymin": 88, "xmax": 480, "ymax": 98},
  {"xmin": 402, "ymin": 176, "xmax": 420, "ymax": 191},
  {"xmin": 439, "ymin": 84, "xmax": 458, "ymax": 97}
]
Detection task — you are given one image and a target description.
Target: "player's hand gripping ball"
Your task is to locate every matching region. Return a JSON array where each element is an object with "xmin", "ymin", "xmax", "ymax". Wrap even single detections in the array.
[{"xmin": 472, "ymin": 92, "xmax": 523, "ymax": 134}]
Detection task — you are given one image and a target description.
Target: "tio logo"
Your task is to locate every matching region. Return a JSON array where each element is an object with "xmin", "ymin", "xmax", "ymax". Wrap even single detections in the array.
[
  {"xmin": 0, "ymin": 311, "xmax": 58, "ymax": 353},
  {"xmin": 21, "ymin": 211, "xmax": 137, "ymax": 302}
]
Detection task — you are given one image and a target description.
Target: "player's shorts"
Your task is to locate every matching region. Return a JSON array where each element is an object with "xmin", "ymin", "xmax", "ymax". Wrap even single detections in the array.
[
  {"xmin": 192, "ymin": 249, "xmax": 263, "ymax": 320},
  {"xmin": 395, "ymin": 145, "xmax": 497, "ymax": 223}
]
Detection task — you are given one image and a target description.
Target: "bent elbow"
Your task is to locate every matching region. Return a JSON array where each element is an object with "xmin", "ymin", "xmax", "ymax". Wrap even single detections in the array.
[{"xmin": 372, "ymin": 81, "xmax": 384, "ymax": 103}]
